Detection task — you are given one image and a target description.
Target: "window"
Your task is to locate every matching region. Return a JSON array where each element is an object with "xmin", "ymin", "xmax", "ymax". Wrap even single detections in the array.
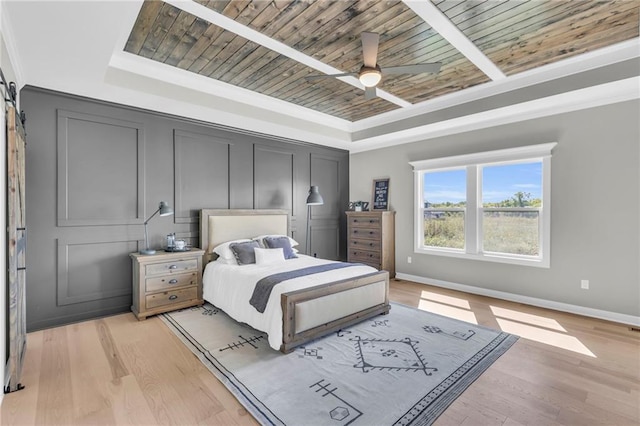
[{"xmin": 410, "ymin": 143, "xmax": 556, "ymax": 267}]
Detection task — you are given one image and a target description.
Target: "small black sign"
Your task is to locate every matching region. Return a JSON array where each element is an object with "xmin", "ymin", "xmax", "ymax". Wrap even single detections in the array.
[{"xmin": 372, "ymin": 178, "xmax": 390, "ymax": 210}]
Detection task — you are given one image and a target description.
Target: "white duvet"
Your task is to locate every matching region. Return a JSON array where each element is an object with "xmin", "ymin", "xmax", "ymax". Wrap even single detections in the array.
[{"xmin": 202, "ymin": 255, "xmax": 377, "ymax": 350}]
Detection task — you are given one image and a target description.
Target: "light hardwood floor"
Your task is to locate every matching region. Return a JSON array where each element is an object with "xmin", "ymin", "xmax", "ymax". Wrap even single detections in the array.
[{"xmin": 2, "ymin": 279, "xmax": 639, "ymax": 425}]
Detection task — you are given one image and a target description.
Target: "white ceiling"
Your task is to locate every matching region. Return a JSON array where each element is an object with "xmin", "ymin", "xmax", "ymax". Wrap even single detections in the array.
[{"xmin": 3, "ymin": 0, "xmax": 639, "ymax": 152}]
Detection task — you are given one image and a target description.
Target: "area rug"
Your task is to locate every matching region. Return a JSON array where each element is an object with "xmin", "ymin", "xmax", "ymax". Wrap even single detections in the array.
[{"xmin": 160, "ymin": 302, "xmax": 518, "ymax": 426}]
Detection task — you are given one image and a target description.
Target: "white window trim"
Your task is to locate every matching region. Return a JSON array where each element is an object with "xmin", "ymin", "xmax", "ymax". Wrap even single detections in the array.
[{"xmin": 410, "ymin": 142, "xmax": 556, "ymax": 268}]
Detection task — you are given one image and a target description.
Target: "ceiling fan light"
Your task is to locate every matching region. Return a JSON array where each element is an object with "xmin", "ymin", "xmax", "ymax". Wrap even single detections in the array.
[{"xmin": 359, "ymin": 68, "xmax": 382, "ymax": 87}]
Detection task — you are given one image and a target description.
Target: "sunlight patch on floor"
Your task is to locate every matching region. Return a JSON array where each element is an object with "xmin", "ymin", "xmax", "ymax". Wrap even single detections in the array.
[
  {"xmin": 420, "ymin": 291, "xmax": 471, "ymax": 309},
  {"xmin": 496, "ymin": 318, "xmax": 596, "ymax": 357},
  {"xmin": 490, "ymin": 306, "xmax": 567, "ymax": 332},
  {"xmin": 418, "ymin": 299, "xmax": 478, "ymax": 324}
]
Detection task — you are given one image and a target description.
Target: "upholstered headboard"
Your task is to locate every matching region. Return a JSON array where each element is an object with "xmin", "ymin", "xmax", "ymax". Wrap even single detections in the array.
[{"xmin": 200, "ymin": 209, "xmax": 290, "ymax": 263}]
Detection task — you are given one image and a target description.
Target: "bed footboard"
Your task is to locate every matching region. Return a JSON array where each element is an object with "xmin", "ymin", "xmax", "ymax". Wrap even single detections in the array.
[{"xmin": 280, "ymin": 271, "xmax": 390, "ymax": 353}]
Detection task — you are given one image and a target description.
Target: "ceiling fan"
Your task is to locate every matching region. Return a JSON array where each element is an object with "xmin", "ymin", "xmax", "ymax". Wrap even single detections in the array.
[{"xmin": 305, "ymin": 32, "xmax": 442, "ymax": 100}]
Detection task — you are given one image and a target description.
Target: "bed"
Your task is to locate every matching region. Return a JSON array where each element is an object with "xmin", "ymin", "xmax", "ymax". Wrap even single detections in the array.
[{"xmin": 200, "ymin": 209, "xmax": 390, "ymax": 353}]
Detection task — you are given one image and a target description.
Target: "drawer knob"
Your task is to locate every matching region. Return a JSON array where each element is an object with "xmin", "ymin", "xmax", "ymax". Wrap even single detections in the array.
[
  {"xmin": 353, "ymin": 219, "xmax": 358, "ymax": 223},
  {"xmin": 169, "ymin": 265, "xmax": 178, "ymax": 270},
  {"xmin": 369, "ymin": 254, "xmax": 373, "ymax": 258},
  {"xmin": 369, "ymin": 231, "xmax": 374, "ymax": 235},
  {"xmin": 169, "ymin": 295, "xmax": 178, "ymax": 300},
  {"xmin": 169, "ymin": 279, "xmax": 178, "ymax": 284},
  {"xmin": 369, "ymin": 220, "xmax": 374, "ymax": 223},
  {"xmin": 353, "ymin": 230, "xmax": 358, "ymax": 234}
]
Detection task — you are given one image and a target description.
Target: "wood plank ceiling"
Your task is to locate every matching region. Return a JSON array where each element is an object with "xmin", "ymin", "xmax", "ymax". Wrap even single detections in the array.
[{"xmin": 125, "ymin": 0, "xmax": 639, "ymax": 122}]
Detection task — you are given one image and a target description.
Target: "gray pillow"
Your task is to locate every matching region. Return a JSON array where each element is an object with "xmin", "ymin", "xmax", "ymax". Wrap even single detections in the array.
[
  {"xmin": 264, "ymin": 236, "xmax": 298, "ymax": 259},
  {"xmin": 229, "ymin": 240, "xmax": 261, "ymax": 265}
]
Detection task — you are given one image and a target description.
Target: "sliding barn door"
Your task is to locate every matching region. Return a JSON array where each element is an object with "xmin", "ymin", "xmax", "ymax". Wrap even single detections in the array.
[{"xmin": 6, "ymin": 105, "xmax": 27, "ymax": 392}]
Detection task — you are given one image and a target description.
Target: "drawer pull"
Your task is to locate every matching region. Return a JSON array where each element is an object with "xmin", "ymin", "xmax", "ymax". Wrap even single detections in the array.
[
  {"xmin": 353, "ymin": 219, "xmax": 358, "ymax": 223},
  {"xmin": 369, "ymin": 254, "xmax": 374, "ymax": 258},
  {"xmin": 369, "ymin": 231, "xmax": 374, "ymax": 235},
  {"xmin": 169, "ymin": 295, "xmax": 178, "ymax": 300},
  {"xmin": 169, "ymin": 279, "xmax": 178, "ymax": 284},
  {"xmin": 353, "ymin": 230, "xmax": 358, "ymax": 233},
  {"xmin": 169, "ymin": 265, "xmax": 178, "ymax": 270},
  {"xmin": 369, "ymin": 220, "xmax": 374, "ymax": 223}
]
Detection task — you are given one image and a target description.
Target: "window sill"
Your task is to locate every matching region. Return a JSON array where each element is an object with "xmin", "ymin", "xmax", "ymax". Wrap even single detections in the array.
[{"xmin": 414, "ymin": 247, "xmax": 550, "ymax": 268}]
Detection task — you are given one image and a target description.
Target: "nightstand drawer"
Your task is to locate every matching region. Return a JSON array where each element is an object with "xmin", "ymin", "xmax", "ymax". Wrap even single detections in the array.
[
  {"xmin": 145, "ymin": 259, "xmax": 198, "ymax": 276},
  {"xmin": 348, "ymin": 215, "xmax": 381, "ymax": 228},
  {"xmin": 348, "ymin": 249, "xmax": 381, "ymax": 264},
  {"xmin": 348, "ymin": 238, "xmax": 380, "ymax": 250},
  {"xmin": 349, "ymin": 227, "xmax": 381, "ymax": 240},
  {"xmin": 146, "ymin": 271, "xmax": 198, "ymax": 292},
  {"xmin": 146, "ymin": 287, "xmax": 198, "ymax": 310}
]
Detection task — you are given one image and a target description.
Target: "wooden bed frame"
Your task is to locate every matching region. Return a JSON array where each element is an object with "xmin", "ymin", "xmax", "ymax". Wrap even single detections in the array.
[{"xmin": 200, "ymin": 209, "xmax": 390, "ymax": 353}]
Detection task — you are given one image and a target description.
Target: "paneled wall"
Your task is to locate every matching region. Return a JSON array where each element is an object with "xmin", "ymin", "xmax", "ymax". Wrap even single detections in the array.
[{"xmin": 22, "ymin": 87, "xmax": 349, "ymax": 331}]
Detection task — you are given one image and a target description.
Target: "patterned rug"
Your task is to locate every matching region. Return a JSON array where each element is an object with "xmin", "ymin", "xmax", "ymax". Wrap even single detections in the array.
[{"xmin": 161, "ymin": 302, "xmax": 518, "ymax": 426}]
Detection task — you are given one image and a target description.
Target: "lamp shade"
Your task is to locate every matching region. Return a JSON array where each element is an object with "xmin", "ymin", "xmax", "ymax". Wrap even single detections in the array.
[
  {"xmin": 306, "ymin": 186, "xmax": 324, "ymax": 205},
  {"xmin": 158, "ymin": 201, "xmax": 174, "ymax": 217}
]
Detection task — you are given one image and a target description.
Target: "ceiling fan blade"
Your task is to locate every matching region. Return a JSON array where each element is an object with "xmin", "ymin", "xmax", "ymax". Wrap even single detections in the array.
[
  {"xmin": 305, "ymin": 72, "xmax": 358, "ymax": 81},
  {"xmin": 361, "ymin": 32, "xmax": 380, "ymax": 68},
  {"xmin": 364, "ymin": 86, "xmax": 377, "ymax": 100},
  {"xmin": 381, "ymin": 63, "xmax": 442, "ymax": 75}
]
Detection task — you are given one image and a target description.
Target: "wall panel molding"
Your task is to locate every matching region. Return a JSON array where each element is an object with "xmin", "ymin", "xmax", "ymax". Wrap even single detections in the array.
[
  {"xmin": 174, "ymin": 129, "xmax": 232, "ymax": 223},
  {"xmin": 254, "ymin": 144, "xmax": 296, "ymax": 214},
  {"xmin": 57, "ymin": 236, "xmax": 138, "ymax": 306},
  {"xmin": 310, "ymin": 153, "xmax": 342, "ymax": 220},
  {"xmin": 309, "ymin": 224, "xmax": 340, "ymax": 260},
  {"xmin": 57, "ymin": 109, "xmax": 145, "ymax": 226}
]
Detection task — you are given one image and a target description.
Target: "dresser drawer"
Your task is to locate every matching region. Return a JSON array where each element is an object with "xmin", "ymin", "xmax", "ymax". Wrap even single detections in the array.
[
  {"xmin": 359, "ymin": 260, "xmax": 381, "ymax": 270},
  {"xmin": 145, "ymin": 259, "xmax": 198, "ymax": 276},
  {"xmin": 146, "ymin": 287, "xmax": 198, "ymax": 310},
  {"xmin": 348, "ymin": 215, "xmax": 381, "ymax": 228},
  {"xmin": 348, "ymin": 238, "xmax": 379, "ymax": 251},
  {"xmin": 348, "ymin": 249, "xmax": 381, "ymax": 264},
  {"xmin": 348, "ymin": 227, "xmax": 381, "ymax": 241},
  {"xmin": 146, "ymin": 271, "xmax": 198, "ymax": 292}
]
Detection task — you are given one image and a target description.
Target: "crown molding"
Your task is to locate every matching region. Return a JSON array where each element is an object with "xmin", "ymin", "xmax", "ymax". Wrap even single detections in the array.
[{"xmin": 350, "ymin": 77, "xmax": 640, "ymax": 153}]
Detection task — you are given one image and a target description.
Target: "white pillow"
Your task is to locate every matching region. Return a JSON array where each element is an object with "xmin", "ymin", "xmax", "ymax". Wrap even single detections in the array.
[
  {"xmin": 215, "ymin": 256, "xmax": 237, "ymax": 265},
  {"xmin": 254, "ymin": 247, "xmax": 285, "ymax": 265},
  {"xmin": 252, "ymin": 235, "xmax": 299, "ymax": 248},
  {"xmin": 213, "ymin": 239, "xmax": 251, "ymax": 260}
]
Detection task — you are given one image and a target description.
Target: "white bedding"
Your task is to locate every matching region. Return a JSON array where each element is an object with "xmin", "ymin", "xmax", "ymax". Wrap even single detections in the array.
[{"xmin": 202, "ymin": 255, "xmax": 377, "ymax": 350}]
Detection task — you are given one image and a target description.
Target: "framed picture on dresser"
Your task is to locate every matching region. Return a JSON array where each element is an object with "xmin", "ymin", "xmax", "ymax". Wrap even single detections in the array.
[{"xmin": 372, "ymin": 178, "xmax": 390, "ymax": 210}]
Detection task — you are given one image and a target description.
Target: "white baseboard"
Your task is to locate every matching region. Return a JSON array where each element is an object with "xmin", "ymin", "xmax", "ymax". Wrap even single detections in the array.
[{"xmin": 396, "ymin": 272, "xmax": 640, "ymax": 327}]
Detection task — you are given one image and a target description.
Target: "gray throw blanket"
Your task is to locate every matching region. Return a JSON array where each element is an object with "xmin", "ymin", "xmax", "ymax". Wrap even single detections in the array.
[{"xmin": 249, "ymin": 262, "xmax": 364, "ymax": 313}]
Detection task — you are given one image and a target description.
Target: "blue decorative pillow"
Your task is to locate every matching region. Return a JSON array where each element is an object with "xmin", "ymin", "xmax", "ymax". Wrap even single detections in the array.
[
  {"xmin": 229, "ymin": 240, "xmax": 261, "ymax": 265},
  {"xmin": 264, "ymin": 236, "xmax": 298, "ymax": 259}
]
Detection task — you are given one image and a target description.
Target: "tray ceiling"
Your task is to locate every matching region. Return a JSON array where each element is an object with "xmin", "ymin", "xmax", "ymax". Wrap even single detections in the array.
[{"xmin": 124, "ymin": 0, "xmax": 638, "ymax": 122}]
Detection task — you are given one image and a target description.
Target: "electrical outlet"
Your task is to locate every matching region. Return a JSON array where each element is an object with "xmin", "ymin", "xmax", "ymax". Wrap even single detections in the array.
[
  {"xmin": 407, "ymin": 256, "xmax": 412, "ymax": 264},
  {"xmin": 581, "ymin": 279, "xmax": 589, "ymax": 290}
]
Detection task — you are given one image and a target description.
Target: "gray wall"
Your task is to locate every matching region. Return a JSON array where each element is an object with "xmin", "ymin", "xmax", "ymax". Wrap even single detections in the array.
[
  {"xmin": 22, "ymin": 86, "xmax": 349, "ymax": 331},
  {"xmin": 350, "ymin": 100, "xmax": 640, "ymax": 317}
]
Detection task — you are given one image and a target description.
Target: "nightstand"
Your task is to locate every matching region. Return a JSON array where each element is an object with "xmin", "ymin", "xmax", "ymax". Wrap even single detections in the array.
[{"xmin": 130, "ymin": 249, "xmax": 205, "ymax": 320}]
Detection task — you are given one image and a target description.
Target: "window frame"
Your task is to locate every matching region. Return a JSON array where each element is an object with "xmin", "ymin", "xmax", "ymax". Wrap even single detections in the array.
[{"xmin": 411, "ymin": 143, "xmax": 556, "ymax": 268}]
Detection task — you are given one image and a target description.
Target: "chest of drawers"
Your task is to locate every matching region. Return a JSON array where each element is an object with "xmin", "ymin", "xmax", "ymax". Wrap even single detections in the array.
[
  {"xmin": 346, "ymin": 211, "xmax": 395, "ymax": 278},
  {"xmin": 130, "ymin": 249, "xmax": 205, "ymax": 320}
]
